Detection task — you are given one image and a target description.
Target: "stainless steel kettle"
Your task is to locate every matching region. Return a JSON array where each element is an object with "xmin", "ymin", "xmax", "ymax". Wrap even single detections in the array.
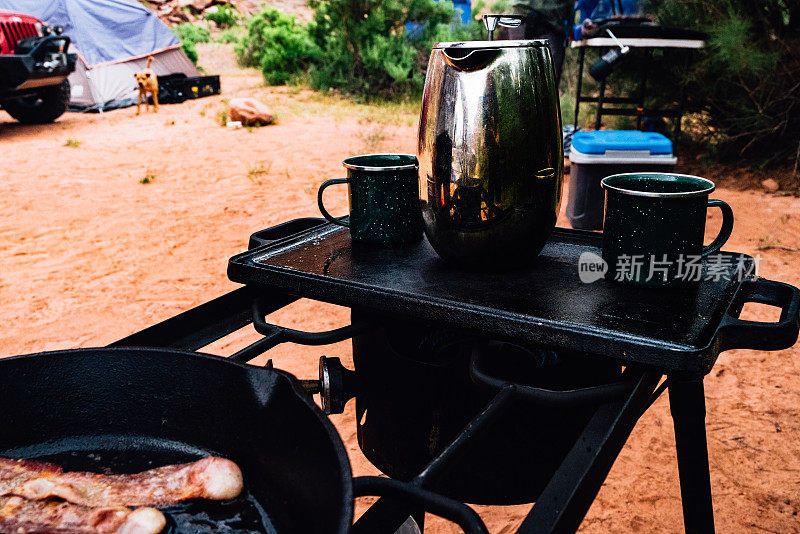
[{"xmin": 417, "ymin": 40, "xmax": 564, "ymax": 268}]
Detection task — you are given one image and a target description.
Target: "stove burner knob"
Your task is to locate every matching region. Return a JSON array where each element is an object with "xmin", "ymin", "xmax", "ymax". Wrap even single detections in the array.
[
  {"xmin": 319, "ymin": 356, "xmax": 358, "ymax": 415},
  {"xmin": 266, "ymin": 359, "xmax": 321, "ymax": 395}
]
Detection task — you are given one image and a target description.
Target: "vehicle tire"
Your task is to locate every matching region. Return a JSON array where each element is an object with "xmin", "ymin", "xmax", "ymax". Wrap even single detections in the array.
[{"xmin": 1, "ymin": 79, "xmax": 70, "ymax": 124}]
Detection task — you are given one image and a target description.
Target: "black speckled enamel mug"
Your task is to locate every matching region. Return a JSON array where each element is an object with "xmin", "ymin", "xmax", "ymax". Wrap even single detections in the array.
[
  {"xmin": 318, "ymin": 154, "xmax": 423, "ymax": 244},
  {"xmin": 601, "ymin": 173, "xmax": 734, "ymax": 287}
]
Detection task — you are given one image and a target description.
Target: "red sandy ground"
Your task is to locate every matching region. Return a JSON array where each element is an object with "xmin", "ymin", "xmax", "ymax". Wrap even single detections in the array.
[{"xmin": 1, "ymin": 51, "xmax": 798, "ymax": 533}]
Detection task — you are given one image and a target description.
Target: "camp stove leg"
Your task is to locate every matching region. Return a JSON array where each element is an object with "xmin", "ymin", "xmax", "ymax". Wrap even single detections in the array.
[
  {"xmin": 516, "ymin": 371, "xmax": 662, "ymax": 533},
  {"xmin": 573, "ymin": 47, "xmax": 585, "ymax": 130},
  {"xmin": 635, "ymin": 49, "xmax": 651, "ymax": 131},
  {"xmin": 669, "ymin": 377, "xmax": 715, "ymax": 534},
  {"xmin": 594, "ymin": 77, "xmax": 606, "ymax": 131},
  {"xmin": 674, "ymin": 50, "xmax": 692, "ymax": 140},
  {"xmin": 412, "ymin": 510, "xmax": 425, "ymax": 531}
]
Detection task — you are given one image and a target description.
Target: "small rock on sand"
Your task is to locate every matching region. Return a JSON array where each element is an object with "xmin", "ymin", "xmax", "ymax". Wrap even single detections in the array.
[
  {"xmin": 228, "ymin": 98, "xmax": 274, "ymax": 127},
  {"xmin": 761, "ymin": 178, "xmax": 780, "ymax": 193}
]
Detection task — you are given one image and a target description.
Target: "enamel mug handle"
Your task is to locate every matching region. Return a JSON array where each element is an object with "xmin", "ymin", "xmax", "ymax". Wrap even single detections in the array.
[
  {"xmin": 317, "ymin": 178, "xmax": 350, "ymax": 227},
  {"xmin": 701, "ymin": 199, "xmax": 734, "ymax": 257}
]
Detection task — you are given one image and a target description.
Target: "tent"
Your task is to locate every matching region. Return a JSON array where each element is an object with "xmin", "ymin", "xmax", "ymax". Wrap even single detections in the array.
[{"xmin": 0, "ymin": 0, "xmax": 199, "ymax": 110}]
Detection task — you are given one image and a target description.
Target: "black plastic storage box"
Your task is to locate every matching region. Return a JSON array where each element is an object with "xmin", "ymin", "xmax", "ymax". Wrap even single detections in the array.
[
  {"xmin": 183, "ymin": 75, "xmax": 220, "ymax": 99},
  {"xmin": 157, "ymin": 73, "xmax": 189, "ymax": 104},
  {"xmin": 566, "ymin": 131, "xmax": 677, "ymax": 230}
]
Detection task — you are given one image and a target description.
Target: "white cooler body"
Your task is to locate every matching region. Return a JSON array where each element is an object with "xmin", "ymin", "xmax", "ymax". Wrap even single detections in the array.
[{"xmin": 567, "ymin": 131, "xmax": 677, "ymax": 230}]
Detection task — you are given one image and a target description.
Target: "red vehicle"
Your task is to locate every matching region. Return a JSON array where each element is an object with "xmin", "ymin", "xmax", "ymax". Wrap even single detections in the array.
[{"xmin": 0, "ymin": 11, "xmax": 76, "ymax": 123}]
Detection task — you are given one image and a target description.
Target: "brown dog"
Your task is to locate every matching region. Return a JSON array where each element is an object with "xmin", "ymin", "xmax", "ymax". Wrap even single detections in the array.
[{"xmin": 135, "ymin": 56, "xmax": 159, "ymax": 115}]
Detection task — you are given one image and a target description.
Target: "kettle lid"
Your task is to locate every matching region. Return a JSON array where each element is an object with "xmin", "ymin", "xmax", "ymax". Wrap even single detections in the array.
[{"xmin": 433, "ymin": 39, "xmax": 548, "ymax": 50}]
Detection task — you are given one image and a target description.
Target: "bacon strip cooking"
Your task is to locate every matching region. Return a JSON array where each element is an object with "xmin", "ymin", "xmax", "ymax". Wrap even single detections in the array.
[
  {"xmin": 0, "ymin": 456, "xmax": 243, "ymax": 508},
  {"xmin": 0, "ymin": 495, "xmax": 165, "ymax": 534}
]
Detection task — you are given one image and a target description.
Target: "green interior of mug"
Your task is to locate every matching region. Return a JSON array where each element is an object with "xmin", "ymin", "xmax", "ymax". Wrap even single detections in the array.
[
  {"xmin": 601, "ymin": 173, "xmax": 715, "ymax": 197},
  {"xmin": 343, "ymin": 154, "xmax": 417, "ymax": 171}
]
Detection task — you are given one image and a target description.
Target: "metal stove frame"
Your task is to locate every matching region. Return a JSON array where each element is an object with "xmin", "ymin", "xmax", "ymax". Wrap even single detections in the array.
[{"xmin": 110, "ymin": 284, "xmax": 714, "ymax": 533}]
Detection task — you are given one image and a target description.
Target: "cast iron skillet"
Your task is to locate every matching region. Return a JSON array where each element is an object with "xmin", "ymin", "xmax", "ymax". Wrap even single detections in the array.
[
  {"xmin": 0, "ymin": 347, "xmax": 349, "ymax": 534},
  {"xmin": 0, "ymin": 347, "xmax": 488, "ymax": 534}
]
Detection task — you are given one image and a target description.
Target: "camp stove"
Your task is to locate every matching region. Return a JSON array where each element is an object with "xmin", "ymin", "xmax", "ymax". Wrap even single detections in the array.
[{"xmin": 110, "ymin": 217, "xmax": 800, "ymax": 533}]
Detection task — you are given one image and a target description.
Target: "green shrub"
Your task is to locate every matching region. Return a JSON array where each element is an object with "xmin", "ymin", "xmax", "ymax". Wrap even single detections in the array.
[
  {"xmin": 172, "ymin": 23, "xmax": 211, "ymax": 44},
  {"xmin": 172, "ymin": 23, "xmax": 211, "ymax": 65},
  {"xmin": 644, "ymin": 0, "xmax": 799, "ymax": 168},
  {"xmin": 236, "ymin": 8, "xmax": 321, "ymax": 85},
  {"xmin": 306, "ymin": 0, "xmax": 464, "ymax": 96},
  {"xmin": 204, "ymin": 4, "xmax": 240, "ymax": 28},
  {"xmin": 180, "ymin": 40, "xmax": 198, "ymax": 64},
  {"xmin": 215, "ymin": 27, "xmax": 242, "ymax": 44},
  {"xmin": 236, "ymin": 1, "xmax": 483, "ymax": 97}
]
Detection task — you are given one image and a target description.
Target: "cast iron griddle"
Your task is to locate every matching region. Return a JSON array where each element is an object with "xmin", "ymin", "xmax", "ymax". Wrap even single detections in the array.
[{"xmin": 228, "ymin": 221, "xmax": 797, "ymax": 374}]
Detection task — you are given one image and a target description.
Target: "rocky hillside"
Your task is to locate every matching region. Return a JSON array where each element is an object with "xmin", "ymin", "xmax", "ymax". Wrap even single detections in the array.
[{"xmin": 145, "ymin": 0, "xmax": 312, "ymax": 24}]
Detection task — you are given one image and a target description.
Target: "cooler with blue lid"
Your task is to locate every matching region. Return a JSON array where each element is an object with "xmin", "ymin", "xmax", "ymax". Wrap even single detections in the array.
[{"xmin": 567, "ymin": 130, "xmax": 677, "ymax": 230}]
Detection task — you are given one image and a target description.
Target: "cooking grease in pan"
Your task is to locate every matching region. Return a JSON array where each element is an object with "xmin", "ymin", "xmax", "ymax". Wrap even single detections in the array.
[
  {"xmin": 34, "ymin": 449, "xmax": 276, "ymax": 534},
  {"xmin": 159, "ymin": 495, "xmax": 275, "ymax": 534}
]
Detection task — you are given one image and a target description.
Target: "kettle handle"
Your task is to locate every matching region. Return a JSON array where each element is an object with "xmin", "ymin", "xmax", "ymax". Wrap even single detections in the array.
[{"xmin": 441, "ymin": 47, "xmax": 499, "ymax": 71}]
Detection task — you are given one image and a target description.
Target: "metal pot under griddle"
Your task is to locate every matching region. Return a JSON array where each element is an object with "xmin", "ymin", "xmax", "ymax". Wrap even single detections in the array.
[
  {"xmin": 1, "ymin": 347, "xmax": 489, "ymax": 534},
  {"xmin": 351, "ymin": 310, "xmax": 623, "ymax": 505}
]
